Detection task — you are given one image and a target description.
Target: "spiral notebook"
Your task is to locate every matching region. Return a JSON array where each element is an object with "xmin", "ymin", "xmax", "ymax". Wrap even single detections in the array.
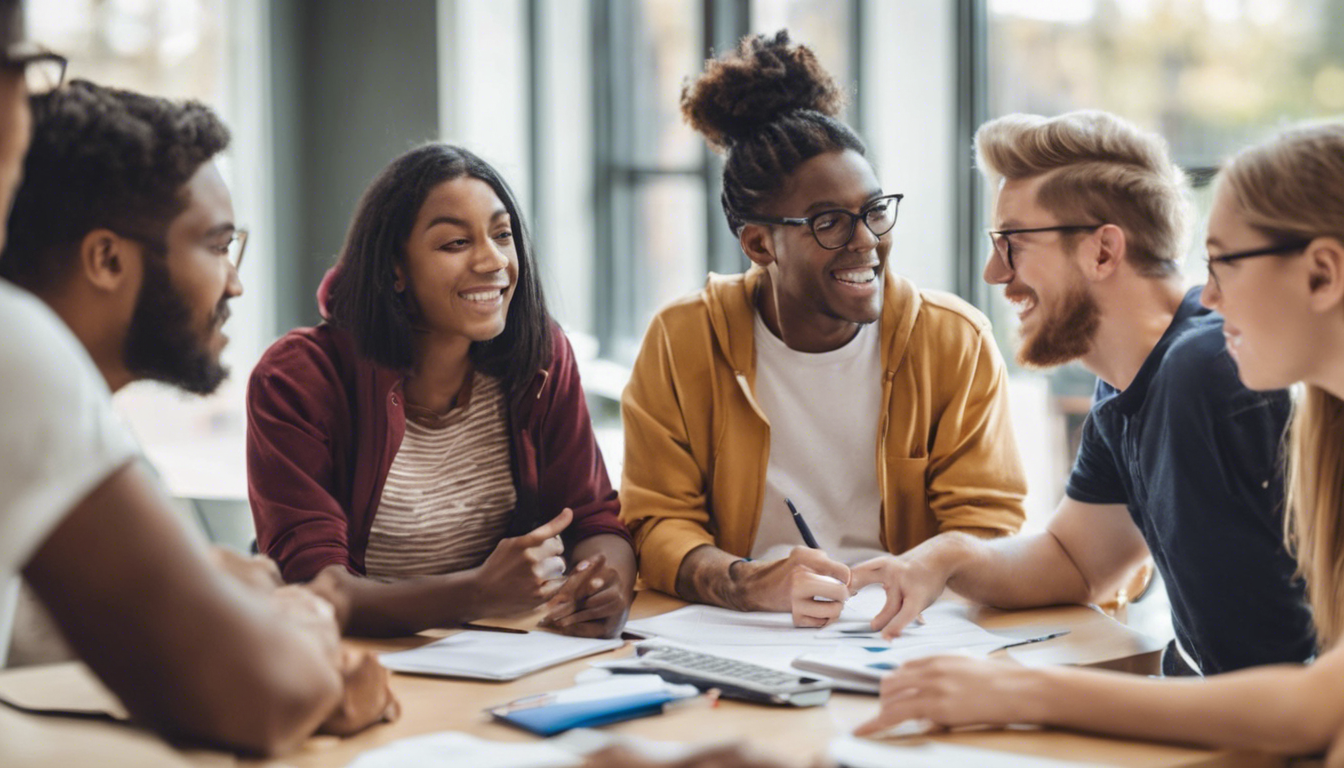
[{"xmin": 379, "ymin": 630, "xmax": 625, "ymax": 681}]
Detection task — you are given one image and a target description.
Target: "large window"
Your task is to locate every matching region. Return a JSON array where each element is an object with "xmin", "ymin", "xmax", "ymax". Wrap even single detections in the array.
[
  {"xmin": 978, "ymin": 0, "xmax": 1344, "ymax": 506},
  {"xmin": 984, "ymin": 0, "xmax": 1344, "ymax": 340},
  {"xmin": 29, "ymin": 0, "xmax": 270, "ymax": 506}
]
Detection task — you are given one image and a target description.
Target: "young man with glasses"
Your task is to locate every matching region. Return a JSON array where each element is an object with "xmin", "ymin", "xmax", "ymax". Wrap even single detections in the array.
[
  {"xmin": 621, "ymin": 32, "xmax": 1026, "ymax": 626},
  {"xmin": 0, "ymin": 2, "xmax": 395, "ymax": 755},
  {"xmin": 854, "ymin": 110, "xmax": 1313, "ymax": 678}
]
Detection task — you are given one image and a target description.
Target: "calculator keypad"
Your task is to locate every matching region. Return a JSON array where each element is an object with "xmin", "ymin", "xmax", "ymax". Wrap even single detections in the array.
[{"xmin": 642, "ymin": 647, "xmax": 804, "ymax": 689}]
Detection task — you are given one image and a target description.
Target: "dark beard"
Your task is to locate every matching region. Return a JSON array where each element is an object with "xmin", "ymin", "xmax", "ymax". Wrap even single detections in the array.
[
  {"xmin": 123, "ymin": 252, "xmax": 229, "ymax": 394},
  {"xmin": 1016, "ymin": 279, "xmax": 1101, "ymax": 368}
]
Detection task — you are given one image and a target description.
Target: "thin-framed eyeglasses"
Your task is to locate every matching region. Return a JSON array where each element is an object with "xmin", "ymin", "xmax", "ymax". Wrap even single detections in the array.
[
  {"xmin": 1, "ymin": 42, "xmax": 66, "ymax": 96},
  {"xmin": 121, "ymin": 227, "xmax": 249, "ymax": 272},
  {"xmin": 987, "ymin": 224, "xmax": 1105, "ymax": 271},
  {"xmin": 1205, "ymin": 239, "xmax": 1311, "ymax": 291},
  {"xmin": 739, "ymin": 193, "xmax": 903, "ymax": 250}
]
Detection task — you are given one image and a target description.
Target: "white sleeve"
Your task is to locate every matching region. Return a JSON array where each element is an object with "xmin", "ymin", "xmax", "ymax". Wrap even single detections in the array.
[{"xmin": 0, "ymin": 281, "xmax": 139, "ymax": 576}]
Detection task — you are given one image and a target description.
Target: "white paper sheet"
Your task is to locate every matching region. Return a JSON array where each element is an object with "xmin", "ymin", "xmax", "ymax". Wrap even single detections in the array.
[
  {"xmin": 345, "ymin": 732, "xmax": 583, "ymax": 768},
  {"xmin": 625, "ymin": 588, "xmax": 1011, "ymax": 651},
  {"xmin": 379, "ymin": 631, "xmax": 624, "ymax": 681},
  {"xmin": 828, "ymin": 735, "xmax": 1107, "ymax": 768},
  {"xmin": 345, "ymin": 729, "xmax": 710, "ymax": 768}
]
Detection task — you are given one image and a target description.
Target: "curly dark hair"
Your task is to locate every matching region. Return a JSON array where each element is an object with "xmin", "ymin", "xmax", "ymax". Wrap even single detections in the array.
[
  {"xmin": 680, "ymin": 30, "xmax": 867, "ymax": 234},
  {"xmin": 324, "ymin": 143, "xmax": 552, "ymax": 408},
  {"xmin": 0, "ymin": 79, "xmax": 230, "ymax": 291}
]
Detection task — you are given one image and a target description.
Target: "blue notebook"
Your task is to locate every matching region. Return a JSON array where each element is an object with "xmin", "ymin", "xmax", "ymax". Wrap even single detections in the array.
[{"xmin": 488, "ymin": 675, "xmax": 702, "ymax": 736}]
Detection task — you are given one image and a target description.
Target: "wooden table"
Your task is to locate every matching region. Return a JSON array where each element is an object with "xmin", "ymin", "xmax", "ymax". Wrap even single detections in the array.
[{"xmin": 0, "ymin": 591, "xmax": 1285, "ymax": 768}]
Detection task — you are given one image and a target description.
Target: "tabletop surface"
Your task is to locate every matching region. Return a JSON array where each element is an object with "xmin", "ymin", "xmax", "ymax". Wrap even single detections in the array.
[{"xmin": 0, "ymin": 590, "xmax": 1284, "ymax": 768}]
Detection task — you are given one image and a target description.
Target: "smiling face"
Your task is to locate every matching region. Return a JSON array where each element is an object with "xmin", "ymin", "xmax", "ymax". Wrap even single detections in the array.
[
  {"xmin": 1199, "ymin": 180, "xmax": 1317, "ymax": 391},
  {"xmin": 746, "ymin": 149, "xmax": 891, "ymax": 350},
  {"xmin": 983, "ymin": 175, "xmax": 1101, "ymax": 368},
  {"xmin": 397, "ymin": 175, "xmax": 518, "ymax": 344},
  {"xmin": 123, "ymin": 160, "xmax": 242, "ymax": 394}
]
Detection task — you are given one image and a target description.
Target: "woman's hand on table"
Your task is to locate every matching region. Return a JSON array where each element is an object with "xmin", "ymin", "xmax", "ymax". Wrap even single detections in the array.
[{"xmin": 854, "ymin": 655, "xmax": 1046, "ymax": 736}]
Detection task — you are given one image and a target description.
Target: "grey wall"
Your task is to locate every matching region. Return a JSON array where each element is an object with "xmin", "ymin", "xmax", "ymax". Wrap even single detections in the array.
[{"xmin": 269, "ymin": 0, "xmax": 440, "ymax": 334}]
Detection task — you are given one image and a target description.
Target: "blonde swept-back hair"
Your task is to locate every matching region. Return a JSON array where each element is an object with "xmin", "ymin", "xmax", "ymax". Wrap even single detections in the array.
[
  {"xmin": 1222, "ymin": 121, "xmax": 1344, "ymax": 649},
  {"xmin": 974, "ymin": 110, "xmax": 1190, "ymax": 276}
]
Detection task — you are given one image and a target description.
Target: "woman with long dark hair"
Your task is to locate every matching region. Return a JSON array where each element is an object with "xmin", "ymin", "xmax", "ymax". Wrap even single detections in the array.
[{"xmin": 247, "ymin": 144, "xmax": 634, "ymax": 638}]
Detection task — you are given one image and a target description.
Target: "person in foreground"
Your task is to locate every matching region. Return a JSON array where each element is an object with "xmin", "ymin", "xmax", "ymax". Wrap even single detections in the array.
[
  {"xmin": 620, "ymin": 31, "xmax": 1026, "ymax": 627},
  {"xmin": 847, "ymin": 110, "xmax": 1313, "ymax": 677},
  {"xmin": 247, "ymin": 143, "xmax": 635, "ymax": 638},
  {"xmin": 858, "ymin": 122, "xmax": 1344, "ymax": 764},
  {"xmin": 0, "ymin": 15, "xmax": 394, "ymax": 759}
]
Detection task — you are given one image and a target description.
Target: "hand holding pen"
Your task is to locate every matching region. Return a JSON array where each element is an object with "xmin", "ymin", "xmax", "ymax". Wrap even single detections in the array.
[{"xmin": 781, "ymin": 498, "xmax": 851, "ymax": 628}]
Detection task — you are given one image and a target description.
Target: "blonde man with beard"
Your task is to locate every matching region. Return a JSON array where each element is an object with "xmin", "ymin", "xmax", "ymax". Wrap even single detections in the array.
[{"xmin": 846, "ymin": 111, "xmax": 1313, "ymax": 679}]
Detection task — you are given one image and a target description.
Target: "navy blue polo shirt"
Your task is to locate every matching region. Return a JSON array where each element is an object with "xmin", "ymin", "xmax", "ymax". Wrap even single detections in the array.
[{"xmin": 1065, "ymin": 287, "xmax": 1315, "ymax": 675}]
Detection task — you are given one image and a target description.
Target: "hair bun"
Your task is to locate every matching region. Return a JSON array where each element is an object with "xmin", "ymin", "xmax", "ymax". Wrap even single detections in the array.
[{"xmin": 681, "ymin": 30, "xmax": 845, "ymax": 151}]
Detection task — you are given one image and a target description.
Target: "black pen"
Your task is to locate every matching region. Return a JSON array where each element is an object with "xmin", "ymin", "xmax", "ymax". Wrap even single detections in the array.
[
  {"xmin": 785, "ymin": 498, "xmax": 821, "ymax": 549},
  {"xmin": 998, "ymin": 630, "xmax": 1069, "ymax": 650},
  {"xmin": 461, "ymin": 622, "xmax": 529, "ymax": 635}
]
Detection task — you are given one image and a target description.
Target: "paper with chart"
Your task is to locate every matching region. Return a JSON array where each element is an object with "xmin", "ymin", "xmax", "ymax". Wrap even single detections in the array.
[{"xmin": 625, "ymin": 585, "xmax": 1013, "ymax": 651}]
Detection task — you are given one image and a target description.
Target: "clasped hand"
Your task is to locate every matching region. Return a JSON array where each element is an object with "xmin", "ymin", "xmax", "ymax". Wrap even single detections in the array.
[
  {"xmin": 472, "ymin": 508, "xmax": 574, "ymax": 616},
  {"xmin": 471, "ymin": 509, "xmax": 632, "ymax": 636}
]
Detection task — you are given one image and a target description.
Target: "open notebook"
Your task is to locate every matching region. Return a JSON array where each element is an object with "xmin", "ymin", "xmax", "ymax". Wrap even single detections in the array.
[{"xmin": 379, "ymin": 630, "xmax": 625, "ymax": 682}]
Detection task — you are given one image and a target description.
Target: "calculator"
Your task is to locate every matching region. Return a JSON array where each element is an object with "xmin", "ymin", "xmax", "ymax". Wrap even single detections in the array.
[{"xmin": 631, "ymin": 642, "xmax": 832, "ymax": 707}]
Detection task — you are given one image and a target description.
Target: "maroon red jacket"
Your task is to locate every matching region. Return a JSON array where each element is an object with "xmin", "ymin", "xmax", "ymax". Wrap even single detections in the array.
[{"xmin": 246, "ymin": 307, "xmax": 629, "ymax": 583}]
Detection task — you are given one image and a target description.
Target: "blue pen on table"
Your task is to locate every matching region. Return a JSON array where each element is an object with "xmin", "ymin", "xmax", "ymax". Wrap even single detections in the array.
[{"xmin": 784, "ymin": 498, "xmax": 821, "ymax": 549}]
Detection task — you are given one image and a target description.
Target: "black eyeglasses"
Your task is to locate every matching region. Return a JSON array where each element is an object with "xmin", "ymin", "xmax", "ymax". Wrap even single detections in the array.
[
  {"xmin": 1, "ymin": 43, "xmax": 66, "ymax": 96},
  {"xmin": 1205, "ymin": 239, "xmax": 1311, "ymax": 290},
  {"xmin": 740, "ymin": 193, "xmax": 903, "ymax": 250},
  {"xmin": 987, "ymin": 224, "xmax": 1105, "ymax": 270},
  {"xmin": 120, "ymin": 228, "xmax": 249, "ymax": 272}
]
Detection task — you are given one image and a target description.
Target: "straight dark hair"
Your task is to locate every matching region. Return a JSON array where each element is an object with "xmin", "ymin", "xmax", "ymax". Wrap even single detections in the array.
[{"xmin": 325, "ymin": 144, "xmax": 551, "ymax": 407}]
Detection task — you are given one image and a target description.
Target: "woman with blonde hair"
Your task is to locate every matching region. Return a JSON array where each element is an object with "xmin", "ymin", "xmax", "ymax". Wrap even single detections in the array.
[{"xmin": 857, "ymin": 121, "xmax": 1344, "ymax": 764}]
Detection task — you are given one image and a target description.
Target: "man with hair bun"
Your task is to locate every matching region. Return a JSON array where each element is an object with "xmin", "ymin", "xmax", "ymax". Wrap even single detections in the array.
[
  {"xmin": 853, "ymin": 110, "xmax": 1313, "ymax": 680},
  {"xmin": 620, "ymin": 31, "xmax": 1027, "ymax": 630}
]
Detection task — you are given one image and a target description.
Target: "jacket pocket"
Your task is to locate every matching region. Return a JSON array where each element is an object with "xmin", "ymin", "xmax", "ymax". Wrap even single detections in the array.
[{"xmin": 883, "ymin": 455, "xmax": 933, "ymax": 552}]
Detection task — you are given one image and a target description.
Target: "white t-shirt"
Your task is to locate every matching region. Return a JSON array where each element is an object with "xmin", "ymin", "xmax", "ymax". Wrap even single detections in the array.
[
  {"xmin": 0, "ymin": 279, "xmax": 138, "ymax": 666},
  {"xmin": 749, "ymin": 314, "xmax": 886, "ymax": 565}
]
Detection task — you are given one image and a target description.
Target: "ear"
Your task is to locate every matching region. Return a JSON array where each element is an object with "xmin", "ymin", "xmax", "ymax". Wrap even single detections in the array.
[
  {"xmin": 77, "ymin": 229, "xmax": 135, "ymax": 293},
  {"xmin": 738, "ymin": 223, "xmax": 777, "ymax": 268},
  {"xmin": 393, "ymin": 264, "xmax": 406, "ymax": 293},
  {"xmin": 1305, "ymin": 237, "xmax": 1344, "ymax": 314},
  {"xmin": 1085, "ymin": 224, "xmax": 1126, "ymax": 280}
]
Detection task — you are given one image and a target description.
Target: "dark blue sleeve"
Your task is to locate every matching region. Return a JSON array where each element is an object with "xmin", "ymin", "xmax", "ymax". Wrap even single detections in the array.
[{"xmin": 1065, "ymin": 406, "xmax": 1128, "ymax": 505}]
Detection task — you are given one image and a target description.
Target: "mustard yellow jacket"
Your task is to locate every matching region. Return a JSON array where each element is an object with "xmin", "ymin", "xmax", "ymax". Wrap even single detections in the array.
[{"xmin": 620, "ymin": 267, "xmax": 1027, "ymax": 595}]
